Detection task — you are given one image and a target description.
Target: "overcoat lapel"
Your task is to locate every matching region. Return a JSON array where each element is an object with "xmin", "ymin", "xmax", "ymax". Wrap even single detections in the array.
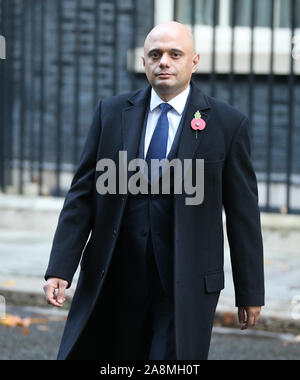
[
  {"xmin": 121, "ymin": 85, "xmax": 151, "ymax": 165},
  {"xmin": 176, "ymin": 80, "xmax": 212, "ymax": 162}
]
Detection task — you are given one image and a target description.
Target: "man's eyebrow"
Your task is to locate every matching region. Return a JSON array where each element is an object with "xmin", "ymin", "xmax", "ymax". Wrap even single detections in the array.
[{"xmin": 148, "ymin": 48, "xmax": 184, "ymax": 55}]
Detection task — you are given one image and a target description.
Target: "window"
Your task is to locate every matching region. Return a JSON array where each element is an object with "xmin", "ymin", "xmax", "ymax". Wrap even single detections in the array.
[
  {"xmin": 278, "ymin": 0, "xmax": 300, "ymax": 28},
  {"xmin": 254, "ymin": 0, "xmax": 272, "ymax": 27},
  {"xmin": 174, "ymin": 0, "xmax": 300, "ymax": 28},
  {"xmin": 235, "ymin": 0, "xmax": 300, "ymax": 28},
  {"xmin": 147, "ymin": 0, "xmax": 300, "ymax": 74},
  {"xmin": 175, "ymin": 0, "xmax": 214, "ymax": 25}
]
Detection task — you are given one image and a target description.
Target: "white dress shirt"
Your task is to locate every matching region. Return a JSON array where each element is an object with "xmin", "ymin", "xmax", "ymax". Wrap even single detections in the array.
[{"xmin": 144, "ymin": 84, "xmax": 191, "ymax": 159}]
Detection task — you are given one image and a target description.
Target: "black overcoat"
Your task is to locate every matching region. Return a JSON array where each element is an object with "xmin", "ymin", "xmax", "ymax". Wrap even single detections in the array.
[{"xmin": 45, "ymin": 79, "xmax": 265, "ymax": 360}]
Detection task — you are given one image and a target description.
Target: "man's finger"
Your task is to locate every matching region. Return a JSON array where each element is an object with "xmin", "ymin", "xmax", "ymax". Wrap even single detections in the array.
[
  {"xmin": 44, "ymin": 284, "xmax": 61, "ymax": 307},
  {"xmin": 57, "ymin": 281, "xmax": 67, "ymax": 304},
  {"xmin": 45, "ymin": 284, "xmax": 55, "ymax": 302}
]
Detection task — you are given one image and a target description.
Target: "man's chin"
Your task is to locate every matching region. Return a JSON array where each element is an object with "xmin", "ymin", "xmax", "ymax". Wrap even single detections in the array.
[{"xmin": 155, "ymin": 78, "xmax": 175, "ymax": 90}]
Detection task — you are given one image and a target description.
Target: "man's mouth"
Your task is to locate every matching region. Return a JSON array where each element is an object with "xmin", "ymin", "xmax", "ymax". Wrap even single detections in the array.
[{"xmin": 157, "ymin": 73, "xmax": 173, "ymax": 78}]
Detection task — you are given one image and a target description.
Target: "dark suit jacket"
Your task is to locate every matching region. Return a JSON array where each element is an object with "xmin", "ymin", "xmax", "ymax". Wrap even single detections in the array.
[{"xmin": 45, "ymin": 78, "xmax": 265, "ymax": 360}]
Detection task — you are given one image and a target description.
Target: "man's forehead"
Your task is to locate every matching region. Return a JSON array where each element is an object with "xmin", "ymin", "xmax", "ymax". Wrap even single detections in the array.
[
  {"xmin": 144, "ymin": 30, "xmax": 194, "ymax": 53},
  {"xmin": 145, "ymin": 38, "xmax": 187, "ymax": 50},
  {"xmin": 145, "ymin": 21, "xmax": 192, "ymax": 38}
]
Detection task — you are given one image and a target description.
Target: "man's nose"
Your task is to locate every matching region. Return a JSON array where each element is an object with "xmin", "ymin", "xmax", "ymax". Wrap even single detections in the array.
[{"xmin": 159, "ymin": 53, "xmax": 170, "ymax": 67}]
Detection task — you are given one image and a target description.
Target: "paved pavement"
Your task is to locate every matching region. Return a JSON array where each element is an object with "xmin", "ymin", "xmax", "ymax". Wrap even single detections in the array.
[
  {"xmin": 1, "ymin": 222, "xmax": 300, "ymax": 331},
  {"xmin": 0, "ymin": 194, "xmax": 300, "ymax": 340},
  {"xmin": 1, "ymin": 305, "xmax": 299, "ymax": 360}
]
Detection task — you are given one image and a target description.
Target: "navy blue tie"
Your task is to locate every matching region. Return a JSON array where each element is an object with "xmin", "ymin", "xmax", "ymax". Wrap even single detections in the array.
[{"xmin": 146, "ymin": 103, "xmax": 172, "ymax": 182}]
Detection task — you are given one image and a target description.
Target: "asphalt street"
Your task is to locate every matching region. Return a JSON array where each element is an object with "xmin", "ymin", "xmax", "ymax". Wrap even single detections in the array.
[{"xmin": 0, "ymin": 305, "xmax": 299, "ymax": 360}]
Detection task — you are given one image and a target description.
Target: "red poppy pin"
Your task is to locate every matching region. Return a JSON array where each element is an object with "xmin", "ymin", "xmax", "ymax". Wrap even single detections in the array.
[{"xmin": 191, "ymin": 110, "xmax": 206, "ymax": 139}]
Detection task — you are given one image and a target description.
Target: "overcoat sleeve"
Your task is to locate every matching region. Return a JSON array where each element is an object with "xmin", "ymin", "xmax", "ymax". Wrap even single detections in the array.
[
  {"xmin": 222, "ymin": 116, "xmax": 265, "ymax": 307},
  {"xmin": 44, "ymin": 100, "xmax": 102, "ymax": 288}
]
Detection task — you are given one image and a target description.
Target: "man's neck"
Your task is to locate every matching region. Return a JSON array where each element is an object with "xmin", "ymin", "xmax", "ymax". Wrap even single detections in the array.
[{"xmin": 153, "ymin": 83, "xmax": 190, "ymax": 102}]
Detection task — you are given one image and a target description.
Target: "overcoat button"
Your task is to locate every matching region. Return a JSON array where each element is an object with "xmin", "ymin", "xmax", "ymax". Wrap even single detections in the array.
[{"xmin": 100, "ymin": 269, "xmax": 105, "ymax": 278}]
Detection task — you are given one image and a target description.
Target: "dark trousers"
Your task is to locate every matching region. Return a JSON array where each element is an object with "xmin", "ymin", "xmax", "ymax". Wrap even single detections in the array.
[{"xmin": 109, "ymin": 233, "xmax": 176, "ymax": 360}]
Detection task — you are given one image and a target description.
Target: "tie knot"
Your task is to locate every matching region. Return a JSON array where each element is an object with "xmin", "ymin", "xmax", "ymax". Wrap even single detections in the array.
[{"xmin": 159, "ymin": 103, "xmax": 172, "ymax": 114}]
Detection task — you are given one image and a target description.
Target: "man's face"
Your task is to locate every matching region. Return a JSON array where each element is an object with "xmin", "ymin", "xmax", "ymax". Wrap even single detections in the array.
[{"xmin": 142, "ymin": 25, "xmax": 199, "ymax": 98}]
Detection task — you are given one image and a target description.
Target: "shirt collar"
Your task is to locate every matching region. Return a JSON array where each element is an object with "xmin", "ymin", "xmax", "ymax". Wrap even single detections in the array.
[{"xmin": 150, "ymin": 84, "xmax": 191, "ymax": 115}]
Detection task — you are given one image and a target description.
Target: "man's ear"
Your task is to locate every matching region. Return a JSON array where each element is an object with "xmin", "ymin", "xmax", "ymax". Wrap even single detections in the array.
[
  {"xmin": 192, "ymin": 53, "xmax": 200, "ymax": 73},
  {"xmin": 142, "ymin": 56, "xmax": 145, "ymax": 67}
]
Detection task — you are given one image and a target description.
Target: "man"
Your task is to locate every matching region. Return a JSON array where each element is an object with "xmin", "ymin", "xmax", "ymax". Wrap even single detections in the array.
[{"xmin": 44, "ymin": 21, "xmax": 265, "ymax": 360}]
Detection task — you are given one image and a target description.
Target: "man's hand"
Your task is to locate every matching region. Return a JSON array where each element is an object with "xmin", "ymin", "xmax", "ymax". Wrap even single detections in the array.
[
  {"xmin": 43, "ymin": 278, "xmax": 68, "ymax": 307},
  {"xmin": 238, "ymin": 306, "xmax": 261, "ymax": 330}
]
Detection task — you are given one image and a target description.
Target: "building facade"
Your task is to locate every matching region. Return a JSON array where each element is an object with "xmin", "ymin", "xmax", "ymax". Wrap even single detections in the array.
[{"xmin": 0, "ymin": 0, "xmax": 299, "ymax": 213}]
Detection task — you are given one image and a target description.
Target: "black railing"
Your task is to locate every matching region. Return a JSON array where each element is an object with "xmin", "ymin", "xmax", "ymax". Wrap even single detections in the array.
[
  {"xmin": 174, "ymin": 0, "xmax": 300, "ymax": 214},
  {"xmin": 0, "ymin": 0, "xmax": 299, "ymax": 214},
  {"xmin": 0, "ymin": 0, "xmax": 154, "ymax": 197}
]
